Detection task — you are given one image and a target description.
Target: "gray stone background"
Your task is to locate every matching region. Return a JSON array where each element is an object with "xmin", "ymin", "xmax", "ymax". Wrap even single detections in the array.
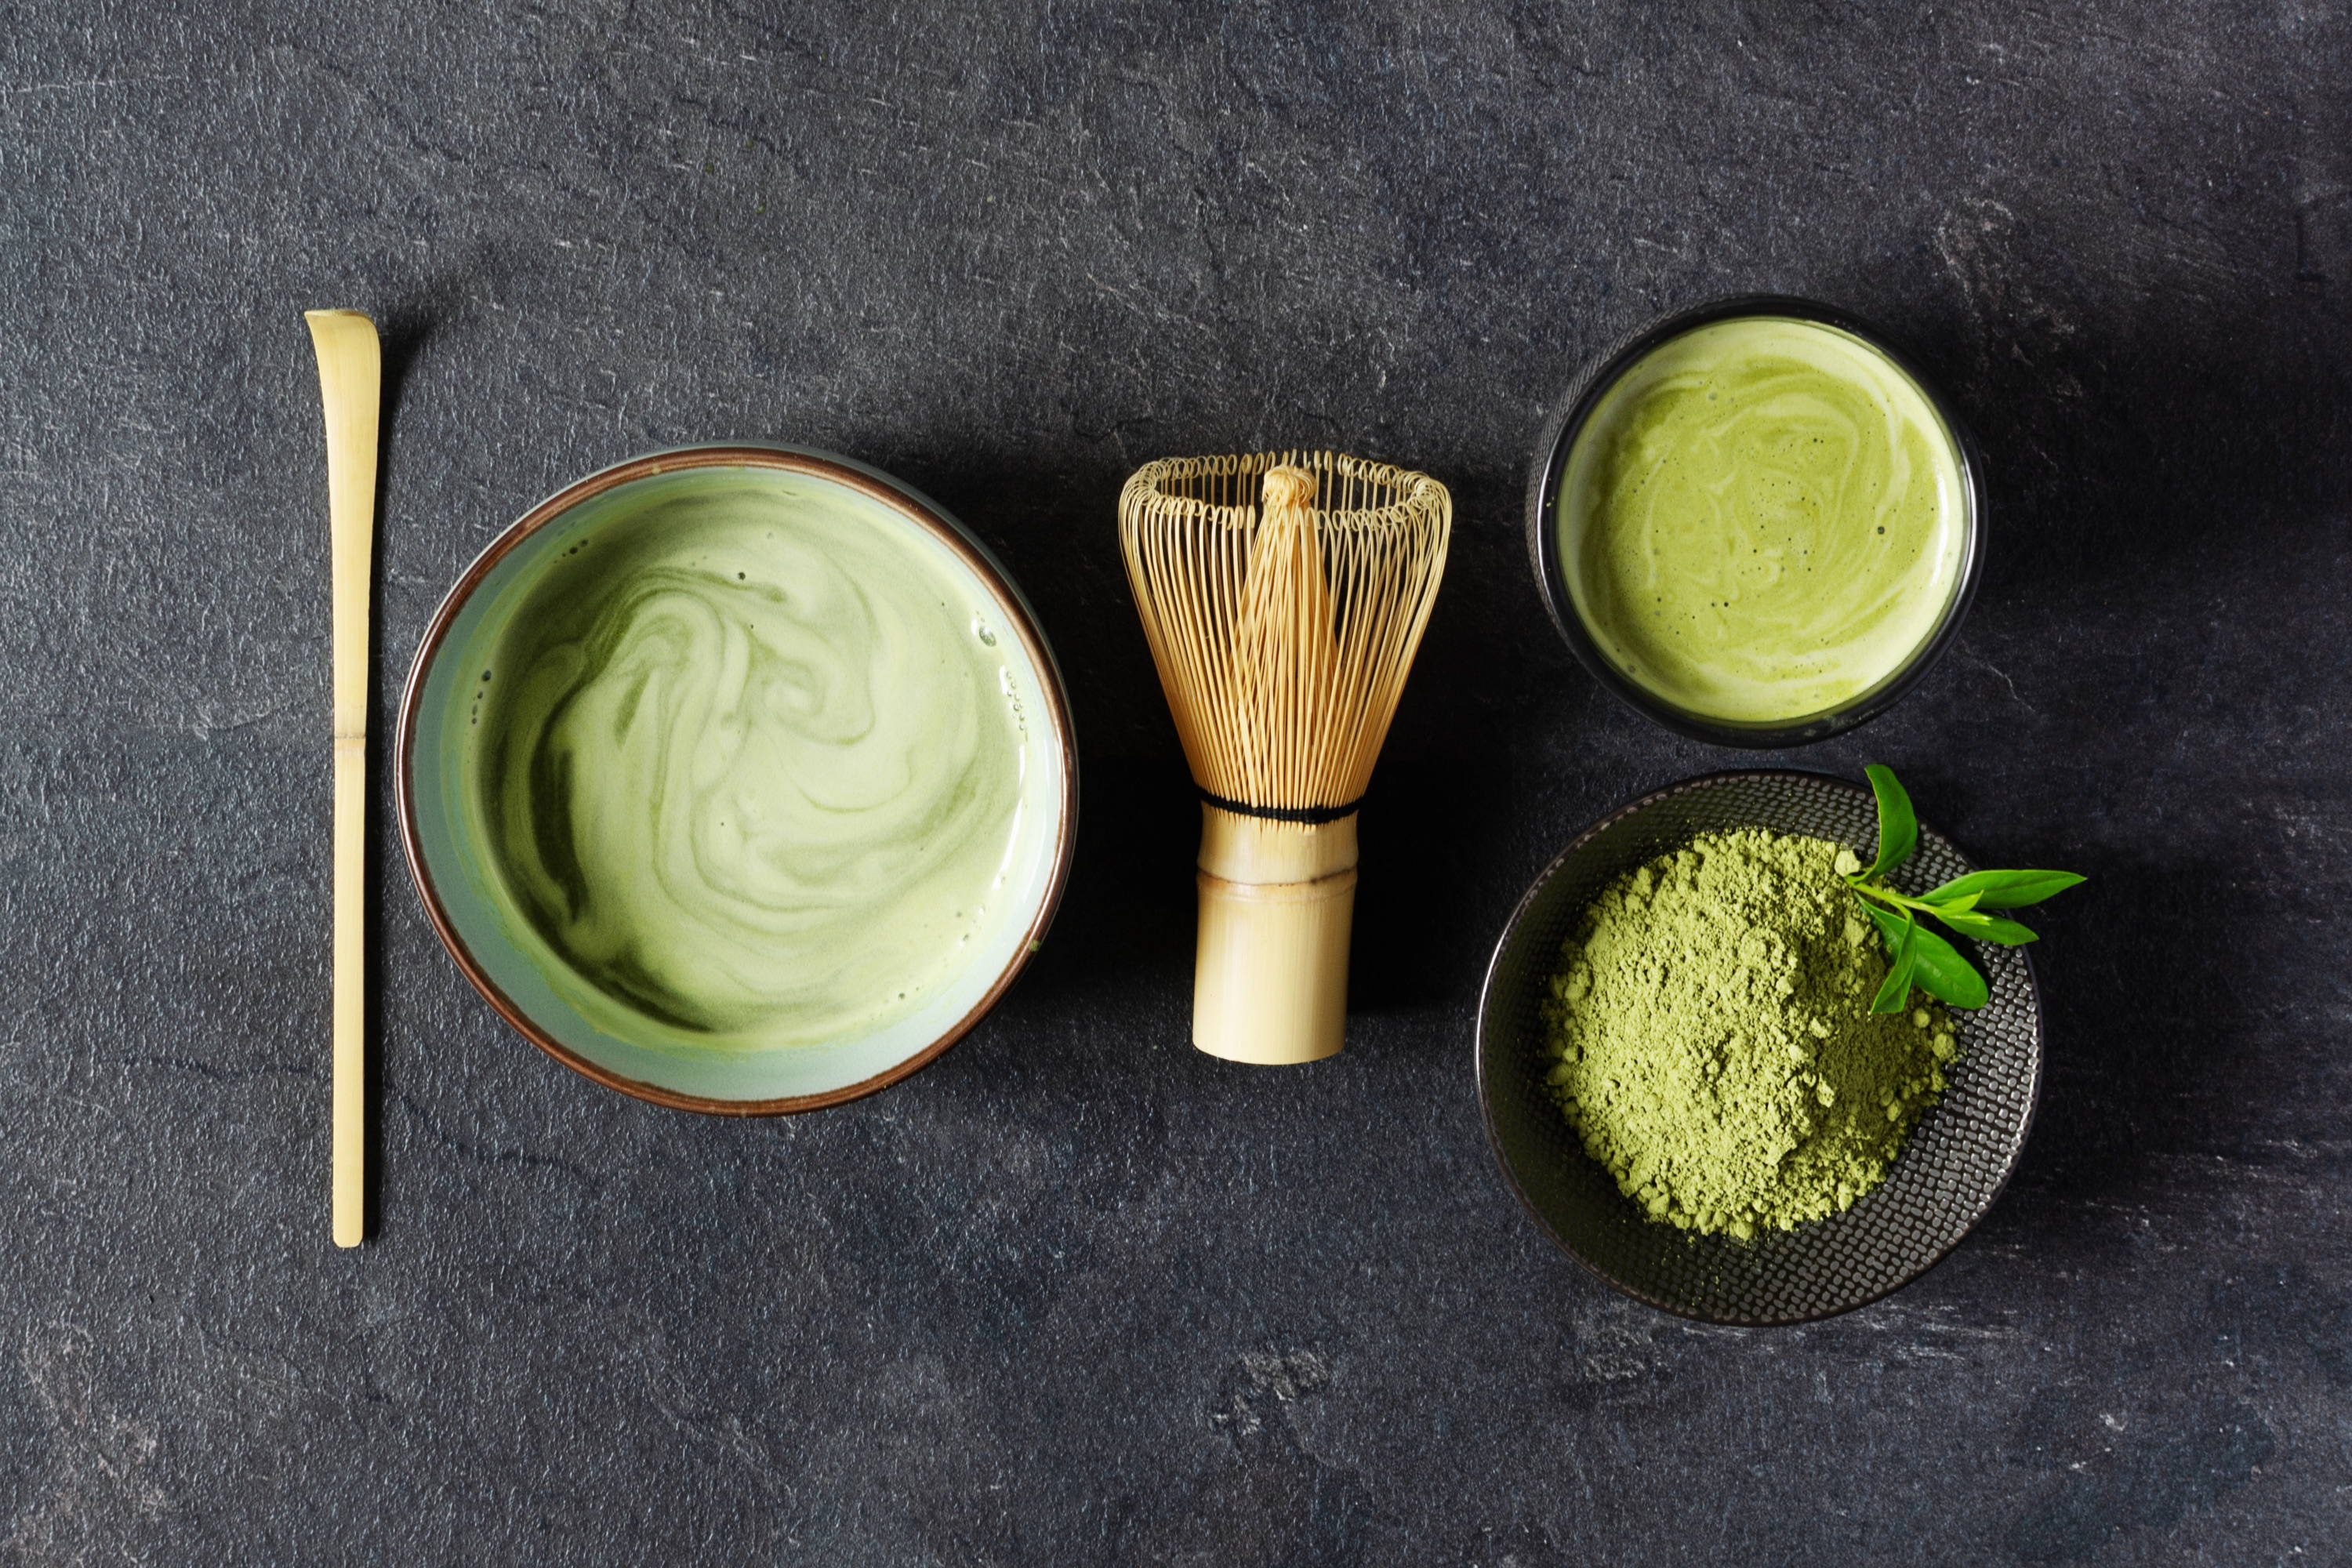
[{"xmin": 2, "ymin": 1, "xmax": 2347, "ymax": 1563}]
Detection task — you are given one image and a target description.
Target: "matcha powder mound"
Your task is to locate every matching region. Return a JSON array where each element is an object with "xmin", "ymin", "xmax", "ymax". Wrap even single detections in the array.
[{"xmin": 1543, "ymin": 827, "xmax": 1960, "ymax": 1241}]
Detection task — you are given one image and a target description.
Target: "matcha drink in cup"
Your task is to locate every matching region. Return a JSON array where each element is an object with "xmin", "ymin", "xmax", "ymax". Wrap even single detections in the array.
[
  {"xmin": 1527, "ymin": 296, "xmax": 1984, "ymax": 746},
  {"xmin": 397, "ymin": 445, "xmax": 1076, "ymax": 1113}
]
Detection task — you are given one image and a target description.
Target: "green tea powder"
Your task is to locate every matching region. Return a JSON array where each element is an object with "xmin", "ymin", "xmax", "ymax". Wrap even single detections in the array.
[{"xmin": 1543, "ymin": 828, "xmax": 1958, "ymax": 1241}]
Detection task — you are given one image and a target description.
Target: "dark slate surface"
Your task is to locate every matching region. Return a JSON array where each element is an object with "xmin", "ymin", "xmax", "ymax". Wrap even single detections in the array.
[{"xmin": 1, "ymin": 2, "xmax": 2347, "ymax": 1563}]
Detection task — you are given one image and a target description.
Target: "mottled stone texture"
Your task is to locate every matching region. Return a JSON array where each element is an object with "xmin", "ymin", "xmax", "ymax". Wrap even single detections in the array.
[{"xmin": 0, "ymin": 1, "xmax": 2346, "ymax": 1563}]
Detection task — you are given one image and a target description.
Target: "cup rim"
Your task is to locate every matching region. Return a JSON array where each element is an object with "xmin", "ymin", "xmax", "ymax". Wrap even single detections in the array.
[
  {"xmin": 394, "ymin": 442, "xmax": 1080, "ymax": 1116},
  {"xmin": 1472, "ymin": 767, "xmax": 2045, "ymax": 1324},
  {"xmin": 1523, "ymin": 294, "xmax": 1987, "ymax": 749}
]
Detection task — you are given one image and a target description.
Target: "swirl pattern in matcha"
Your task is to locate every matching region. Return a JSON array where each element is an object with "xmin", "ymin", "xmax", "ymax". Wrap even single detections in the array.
[
  {"xmin": 1557, "ymin": 316, "xmax": 1968, "ymax": 724},
  {"xmin": 477, "ymin": 476, "xmax": 1027, "ymax": 1047}
]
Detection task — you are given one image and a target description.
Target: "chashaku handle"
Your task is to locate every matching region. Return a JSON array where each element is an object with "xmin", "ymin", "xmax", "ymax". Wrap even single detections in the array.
[
  {"xmin": 1191, "ymin": 804, "xmax": 1358, "ymax": 1065},
  {"xmin": 307, "ymin": 309, "xmax": 379, "ymax": 1249}
]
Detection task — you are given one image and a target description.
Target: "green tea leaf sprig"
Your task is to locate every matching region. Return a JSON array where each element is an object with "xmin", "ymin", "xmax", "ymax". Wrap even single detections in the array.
[{"xmin": 1842, "ymin": 764, "xmax": 2085, "ymax": 1014}]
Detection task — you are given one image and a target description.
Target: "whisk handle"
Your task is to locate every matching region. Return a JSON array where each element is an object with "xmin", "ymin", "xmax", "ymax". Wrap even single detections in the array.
[{"xmin": 1192, "ymin": 805, "xmax": 1358, "ymax": 1065}]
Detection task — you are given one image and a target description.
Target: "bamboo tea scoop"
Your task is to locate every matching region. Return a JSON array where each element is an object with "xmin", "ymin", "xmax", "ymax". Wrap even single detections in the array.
[
  {"xmin": 1120, "ymin": 454, "xmax": 1450, "ymax": 1064},
  {"xmin": 305, "ymin": 309, "xmax": 379, "ymax": 1247}
]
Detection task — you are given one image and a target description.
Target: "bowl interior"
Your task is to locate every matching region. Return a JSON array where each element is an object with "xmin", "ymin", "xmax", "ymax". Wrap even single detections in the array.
[
  {"xmin": 401, "ymin": 448, "xmax": 1075, "ymax": 1110},
  {"xmin": 1478, "ymin": 771, "xmax": 2040, "ymax": 1323}
]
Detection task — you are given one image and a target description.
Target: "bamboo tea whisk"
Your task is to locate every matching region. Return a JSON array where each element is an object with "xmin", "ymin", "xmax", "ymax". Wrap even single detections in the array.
[{"xmin": 1120, "ymin": 452, "xmax": 1451, "ymax": 1064}]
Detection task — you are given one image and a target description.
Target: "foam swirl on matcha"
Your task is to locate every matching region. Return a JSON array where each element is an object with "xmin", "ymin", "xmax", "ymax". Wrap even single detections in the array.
[
  {"xmin": 1558, "ymin": 316, "xmax": 1968, "ymax": 724},
  {"xmin": 477, "ymin": 477, "xmax": 1025, "ymax": 1047}
]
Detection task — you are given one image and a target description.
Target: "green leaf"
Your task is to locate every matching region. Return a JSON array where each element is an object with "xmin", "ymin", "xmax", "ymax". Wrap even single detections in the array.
[
  {"xmin": 1860, "ymin": 901, "xmax": 1907, "ymax": 953},
  {"xmin": 1929, "ymin": 907, "xmax": 2040, "ymax": 946},
  {"xmin": 1870, "ymin": 916, "xmax": 1918, "ymax": 1013},
  {"xmin": 1925, "ymin": 891, "xmax": 1982, "ymax": 913},
  {"xmin": 1918, "ymin": 868, "xmax": 2086, "ymax": 909},
  {"xmin": 1864, "ymin": 903, "xmax": 1989, "ymax": 1009},
  {"xmin": 1863, "ymin": 764, "xmax": 1918, "ymax": 878}
]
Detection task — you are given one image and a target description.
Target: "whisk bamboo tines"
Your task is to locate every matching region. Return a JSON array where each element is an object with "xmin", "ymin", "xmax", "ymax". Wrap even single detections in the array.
[{"xmin": 1120, "ymin": 452, "xmax": 1451, "ymax": 1064}]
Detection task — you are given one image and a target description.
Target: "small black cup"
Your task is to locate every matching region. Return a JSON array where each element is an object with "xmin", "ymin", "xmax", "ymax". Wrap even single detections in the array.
[{"xmin": 1525, "ymin": 294, "xmax": 1987, "ymax": 749}]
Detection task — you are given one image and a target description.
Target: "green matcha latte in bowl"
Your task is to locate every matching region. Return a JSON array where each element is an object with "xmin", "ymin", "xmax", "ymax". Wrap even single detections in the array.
[
  {"xmin": 398, "ymin": 446, "xmax": 1076, "ymax": 1113},
  {"xmin": 1527, "ymin": 296, "xmax": 1984, "ymax": 746}
]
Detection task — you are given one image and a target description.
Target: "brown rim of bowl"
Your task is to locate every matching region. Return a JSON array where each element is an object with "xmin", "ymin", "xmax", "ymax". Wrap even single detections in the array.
[
  {"xmin": 394, "ymin": 443, "xmax": 1080, "ymax": 1117},
  {"xmin": 1472, "ymin": 768, "xmax": 2045, "ymax": 1324}
]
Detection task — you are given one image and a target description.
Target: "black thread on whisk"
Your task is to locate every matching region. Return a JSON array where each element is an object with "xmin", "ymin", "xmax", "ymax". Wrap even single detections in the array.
[{"xmin": 1196, "ymin": 787, "xmax": 1364, "ymax": 825}]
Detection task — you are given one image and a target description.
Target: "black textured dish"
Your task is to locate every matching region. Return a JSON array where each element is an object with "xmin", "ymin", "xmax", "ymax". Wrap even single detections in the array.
[
  {"xmin": 1524, "ymin": 295, "xmax": 1987, "ymax": 749},
  {"xmin": 1475, "ymin": 770, "xmax": 2042, "ymax": 1325}
]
